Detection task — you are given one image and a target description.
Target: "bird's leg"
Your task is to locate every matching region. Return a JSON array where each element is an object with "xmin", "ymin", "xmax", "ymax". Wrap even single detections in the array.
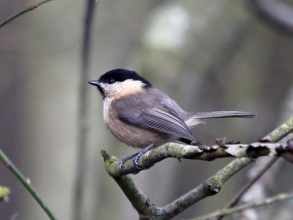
[
  {"xmin": 119, "ymin": 144, "xmax": 154, "ymax": 170},
  {"xmin": 133, "ymin": 144, "xmax": 154, "ymax": 169},
  {"xmin": 119, "ymin": 152, "xmax": 139, "ymax": 170}
]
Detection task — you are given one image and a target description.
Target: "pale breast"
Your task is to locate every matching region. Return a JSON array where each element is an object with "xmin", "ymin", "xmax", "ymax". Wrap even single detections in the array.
[{"xmin": 103, "ymin": 97, "xmax": 112, "ymax": 124}]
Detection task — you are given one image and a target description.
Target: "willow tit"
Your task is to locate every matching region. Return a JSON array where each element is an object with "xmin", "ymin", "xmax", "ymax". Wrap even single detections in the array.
[{"xmin": 89, "ymin": 69, "xmax": 255, "ymax": 169}]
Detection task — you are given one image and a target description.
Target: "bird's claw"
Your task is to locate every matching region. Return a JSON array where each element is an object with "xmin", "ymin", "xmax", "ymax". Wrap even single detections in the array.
[
  {"xmin": 118, "ymin": 144, "xmax": 154, "ymax": 171},
  {"xmin": 133, "ymin": 155, "xmax": 142, "ymax": 170},
  {"xmin": 118, "ymin": 160, "xmax": 125, "ymax": 170},
  {"xmin": 118, "ymin": 155, "xmax": 142, "ymax": 174},
  {"xmin": 118, "ymin": 153, "xmax": 138, "ymax": 171}
]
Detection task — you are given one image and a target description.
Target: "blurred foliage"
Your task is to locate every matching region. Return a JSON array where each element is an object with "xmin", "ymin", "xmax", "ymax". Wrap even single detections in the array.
[{"xmin": 0, "ymin": 186, "xmax": 11, "ymax": 202}]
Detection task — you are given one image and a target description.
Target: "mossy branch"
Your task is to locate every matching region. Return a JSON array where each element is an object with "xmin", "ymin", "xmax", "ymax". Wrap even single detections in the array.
[{"xmin": 101, "ymin": 118, "xmax": 293, "ymax": 219}]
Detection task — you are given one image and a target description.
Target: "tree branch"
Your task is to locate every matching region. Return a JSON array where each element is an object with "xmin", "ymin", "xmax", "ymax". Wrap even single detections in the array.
[
  {"xmin": 223, "ymin": 157, "xmax": 278, "ymax": 208},
  {"xmin": 101, "ymin": 151, "xmax": 158, "ymax": 219},
  {"xmin": 102, "ymin": 138, "xmax": 293, "ymax": 177},
  {"xmin": 0, "ymin": 0, "xmax": 53, "ymax": 28},
  {"xmin": 215, "ymin": 117, "xmax": 293, "ymax": 220},
  {"xmin": 113, "ymin": 118, "xmax": 293, "ymax": 175},
  {"xmin": 194, "ymin": 192, "xmax": 293, "ymax": 220},
  {"xmin": 101, "ymin": 118, "xmax": 293, "ymax": 219},
  {"xmin": 101, "ymin": 150, "xmax": 253, "ymax": 220},
  {"xmin": 157, "ymin": 158, "xmax": 252, "ymax": 220}
]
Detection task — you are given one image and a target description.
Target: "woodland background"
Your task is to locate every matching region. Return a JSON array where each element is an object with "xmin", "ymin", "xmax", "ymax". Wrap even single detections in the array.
[{"xmin": 1, "ymin": 0, "xmax": 293, "ymax": 219}]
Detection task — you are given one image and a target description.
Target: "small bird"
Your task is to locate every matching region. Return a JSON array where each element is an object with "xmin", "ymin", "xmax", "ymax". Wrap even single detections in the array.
[{"xmin": 89, "ymin": 69, "xmax": 255, "ymax": 169}]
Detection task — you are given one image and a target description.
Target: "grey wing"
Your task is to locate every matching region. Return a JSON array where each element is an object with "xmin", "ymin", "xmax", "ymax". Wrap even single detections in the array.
[{"xmin": 117, "ymin": 102, "xmax": 200, "ymax": 145}]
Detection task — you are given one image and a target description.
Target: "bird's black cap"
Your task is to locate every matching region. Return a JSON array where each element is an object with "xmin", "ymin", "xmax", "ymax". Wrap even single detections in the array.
[{"xmin": 98, "ymin": 69, "xmax": 152, "ymax": 88}]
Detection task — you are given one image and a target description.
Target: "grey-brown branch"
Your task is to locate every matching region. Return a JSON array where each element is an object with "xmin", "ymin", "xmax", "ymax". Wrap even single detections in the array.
[{"xmin": 100, "ymin": 118, "xmax": 293, "ymax": 219}]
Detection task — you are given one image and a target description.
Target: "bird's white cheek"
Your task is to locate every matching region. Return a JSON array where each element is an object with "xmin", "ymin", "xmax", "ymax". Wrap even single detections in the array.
[
  {"xmin": 103, "ymin": 97, "xmax": 112, "ymax": 124},
  {"xmin": 104, "ymin": 83, "xmax": 124, "ymax": 98}
]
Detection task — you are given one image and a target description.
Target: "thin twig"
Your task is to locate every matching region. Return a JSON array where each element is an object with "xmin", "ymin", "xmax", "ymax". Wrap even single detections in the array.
[
  {"xmin": 73, "ymin": 0, "xmax": 98, "ymax": 220},
  {"xmin": 0, "ymin": 149, "xmax": 57, "ymax": 220},
  {"xmin": 226, "ymin": 157, "xmax": 278, "ymax": 208},
  {"xmin": 0, "ymin": 0, "xmax": 53, "ymax": 28},
  {"xmin": 215, "ymin": 158, "xmax": 279, "ymax": 220},
  {"xmin": 193, "ymin": 192, "xmax": 293, "ymax": 220},
  {"xmin": 215, "ymin": 118, "xmax": 293, "ymax": 220}
]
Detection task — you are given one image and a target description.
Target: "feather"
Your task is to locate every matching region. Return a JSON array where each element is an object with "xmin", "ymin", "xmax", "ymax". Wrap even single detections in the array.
[{"xmin": 193, "ymin": 111, "xmax": 256, "ymax": 119}]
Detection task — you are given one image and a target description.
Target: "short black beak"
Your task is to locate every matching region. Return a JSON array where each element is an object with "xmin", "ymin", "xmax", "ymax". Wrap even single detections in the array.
[{"xmin": 88, "ymin": 80, "xmax": 99, "ymax": 86}]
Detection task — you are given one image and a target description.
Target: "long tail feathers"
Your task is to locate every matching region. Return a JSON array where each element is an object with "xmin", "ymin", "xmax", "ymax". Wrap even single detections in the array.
[{"xmin": 193, "ymin": 111, "xmax": 256, "ymax": 119}]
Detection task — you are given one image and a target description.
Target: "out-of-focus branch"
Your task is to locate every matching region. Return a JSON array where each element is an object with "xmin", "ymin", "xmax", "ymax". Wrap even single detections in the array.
[
  {"xmin": 73, "ymin": 0, "xmax": 98, "ymax": 220},
  {"xmin": 0, "ymin": 0, "xmax": 53, "ymax": 28},
  {"xmin": 248, "ymin": 0, "xmax": 293, "ymax": 36},
  {"xmin": 216, "ymin": 117, "xmax": 293, "ymax": 220},
  {"xmin": 194, "ymin": 192, "xmax": 293, "ymax": 220},
  {"xmin": 0, "ymin": 149, "xmax": 57, "ymax": 219},
  {"xmin": 224, "ymin": 157, "xmax": 278, "ymax": 208}
]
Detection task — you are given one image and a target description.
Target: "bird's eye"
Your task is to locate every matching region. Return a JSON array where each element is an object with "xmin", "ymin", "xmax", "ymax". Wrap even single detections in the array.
[{"xmin": 108, "ymin": 78, "xmax": 115, "ymax": 84}]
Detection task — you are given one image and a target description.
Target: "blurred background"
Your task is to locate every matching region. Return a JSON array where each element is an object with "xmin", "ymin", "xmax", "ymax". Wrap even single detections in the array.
[{"xmin": 1, "ymin": 0, "xmax": 293, "ymax": 219}]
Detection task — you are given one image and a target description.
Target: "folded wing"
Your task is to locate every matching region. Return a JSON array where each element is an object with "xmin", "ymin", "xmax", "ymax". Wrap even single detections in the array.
[{"xmin": 117, "ymin": 101, "xmax": 200, "ymax": 145}]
